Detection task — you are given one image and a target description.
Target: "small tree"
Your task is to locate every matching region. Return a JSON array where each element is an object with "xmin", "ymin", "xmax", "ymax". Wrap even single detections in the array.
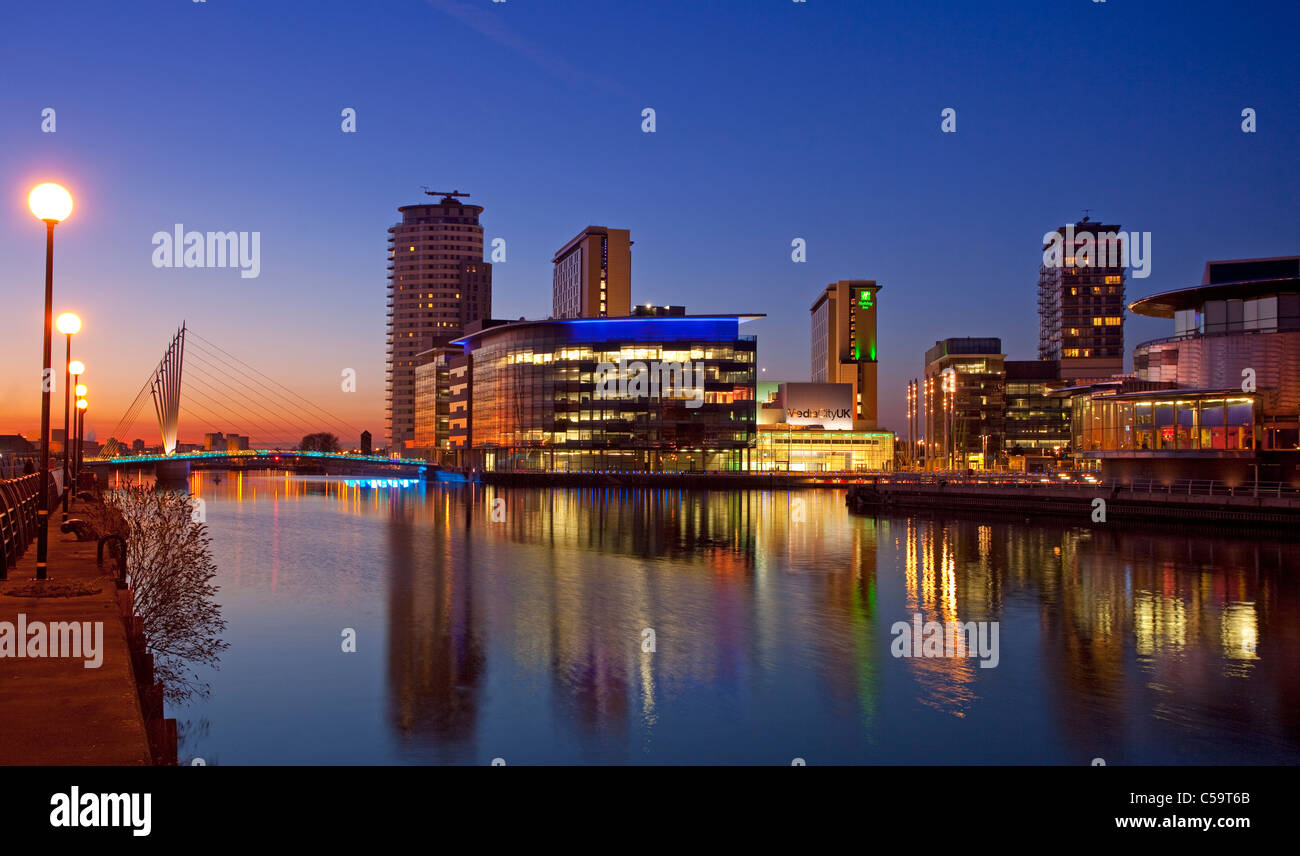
[
  {"xmin": 300, "ymin": 432, "xmax": 339, "ymax": 453},
  {"xmin": 111, "ymin": 487, "xmax": 228, "ymax": 704}
]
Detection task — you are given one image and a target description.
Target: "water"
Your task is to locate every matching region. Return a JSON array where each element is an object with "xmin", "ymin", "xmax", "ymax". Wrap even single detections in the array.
[{"xmin": 170, "ymin": 471, "xmax": 1300, "ymax": 765}]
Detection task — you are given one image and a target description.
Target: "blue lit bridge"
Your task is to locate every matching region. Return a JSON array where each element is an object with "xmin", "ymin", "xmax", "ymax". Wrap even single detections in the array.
[{"xmin": 84, "ymin": 323, "xmax": 427, "ymax": 479}]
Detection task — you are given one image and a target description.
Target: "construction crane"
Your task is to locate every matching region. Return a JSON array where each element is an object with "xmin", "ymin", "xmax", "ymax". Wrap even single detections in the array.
[{"xmin": 421, "ymin": 187, "xmax": 472, "ymax": 200}]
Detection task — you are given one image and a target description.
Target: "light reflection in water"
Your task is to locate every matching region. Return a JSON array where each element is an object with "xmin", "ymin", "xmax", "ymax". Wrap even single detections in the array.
[{"xmin": 170, "ymin": 472, "xmax": 1300, "ymax": 765}]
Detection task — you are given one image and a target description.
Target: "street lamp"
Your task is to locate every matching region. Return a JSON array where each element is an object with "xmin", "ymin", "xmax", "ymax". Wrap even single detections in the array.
[
  {"xmin": 58, "ymin": 316, "xmax": 81, "ymax": 519},
  {"xmin": 76, "ymin": 396, "xmax": 88, "ymax": 483},
  {"xmin": 29, "ymin": 183, "xmax": 73, "ymax": 580},
  {"xmin": 72, "ymin": 376, "xmax": 87, "ymax": 486}
]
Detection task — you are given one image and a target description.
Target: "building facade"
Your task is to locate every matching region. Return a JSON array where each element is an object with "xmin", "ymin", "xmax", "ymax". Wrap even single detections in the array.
[
  {"xmin": 451, "ymin": 315, "xmax": 760, "ymax": 471},
  {"xmin": 924, "ymin": 338, "xmax": 1006, "ymax": 470},
  {"xmin": 386, "ymin": 193, "xmax": 492, "ymax": 451},
  {"xmin": 1038, "ymin": 218, "xmax": 1126, "ymax": 380},
  {"xmin": 810, "ymin": 280, "xmax": 882, "ymax": 426},
  {"xmin": 1004, "ymin": 359, "xmax": 1071, "ymax": 456},
  {"xmin": 552, "ymin": 226, "xmax": 632, "ymax": 319},
  {"xmin": 1073, "ymin": 256, "xmax": 1300, "ymax": 484}
]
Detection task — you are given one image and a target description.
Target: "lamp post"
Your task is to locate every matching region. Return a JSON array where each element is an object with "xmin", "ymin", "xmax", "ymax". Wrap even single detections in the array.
[
  {"xmin": 74, "ymin": 382, "xmax": 87, "ymax": 485},
  {"xmin": 29, "ymin": 183, "xmax": 73, "ymax": 581},
  {"xmin": 58, "ymin": 317, "xmax": 82, "ymax": 520},
  {"xmin": 76, "ymin": 396, "xmax": 88, "ymax": 485}
]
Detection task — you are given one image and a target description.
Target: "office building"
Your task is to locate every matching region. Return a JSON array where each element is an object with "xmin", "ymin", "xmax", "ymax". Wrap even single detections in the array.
[
  {"xmin": 810, "ymin": 280, "xmax": 883, "ymax": 426},
  {"xmin": 753, "ymin": 382, "xmax": 893, "ymax": 471},
  {"xmin": 924, "ymin": 338, "xmax": 1006, "ymax": 470},
  {"xmin": 552, "ymin": 226, "xmax": 632, "ymax": 319},
  {"xmin": 1038, "ymin": 217, "xmax": 1126, "ymax": 380},
  {"xmin": 386, "ymin": 191, "xmax": 493, "ymax": 451},
  {"xmin": 451, "ymin": 314, "xmax": 760, "ymax": 471},
  {"xmin": 1004, "ymin": 360, "xmax": 1071, "ymax": 459}
]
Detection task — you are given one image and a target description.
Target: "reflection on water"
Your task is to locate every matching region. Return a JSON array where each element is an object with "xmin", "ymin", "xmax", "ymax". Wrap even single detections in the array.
[{"xmin": 174, "ymin": 471, "xmax": 1300, "ymax": 764}]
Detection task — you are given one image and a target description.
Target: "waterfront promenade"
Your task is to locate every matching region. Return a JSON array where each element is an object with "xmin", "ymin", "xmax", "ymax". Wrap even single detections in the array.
[{"xmin": 0, "ymin": 530, "xmax": 153, "ymax": 765}]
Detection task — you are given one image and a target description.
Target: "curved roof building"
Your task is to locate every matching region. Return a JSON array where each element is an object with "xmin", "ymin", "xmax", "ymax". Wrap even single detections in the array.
[
  {"xmin": 1068, "ymin": 257, "xmax": 1299, "ymax": 486},
  {"xmin": 1131, "ymin": 257, "xmax": 1300, "ymax": 422}
]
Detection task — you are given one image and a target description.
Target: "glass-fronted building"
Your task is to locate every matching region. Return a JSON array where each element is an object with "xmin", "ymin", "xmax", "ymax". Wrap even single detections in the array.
[
  {"xmin": 1071, "ymin": 257, "xmax": 1300, "ymax": 484},
  {"xmin": 451, "ymin": 315, "xmax": 761, "ymax": 471}
]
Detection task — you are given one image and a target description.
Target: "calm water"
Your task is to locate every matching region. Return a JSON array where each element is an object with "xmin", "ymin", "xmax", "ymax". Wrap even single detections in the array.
[{"xmin": 167, "ymin": 471, "xmax": 1300, "ymax": 765}]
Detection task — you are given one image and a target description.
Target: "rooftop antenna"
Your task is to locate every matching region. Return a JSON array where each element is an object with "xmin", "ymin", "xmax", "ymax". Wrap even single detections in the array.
[
  {"xmin": 1081, "ymin": 209, "xmax": 1092, "ymax": 222},
  {"xmin": 422, "ymin": 188, "xmax": 472, "ymax": 199}
]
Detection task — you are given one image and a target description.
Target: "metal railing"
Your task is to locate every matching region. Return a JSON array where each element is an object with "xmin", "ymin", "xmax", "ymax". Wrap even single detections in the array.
[
  {"xmin": 0, "ymin": 473, "xmax": 42, "ymax": 581},
  {"xmin": 851, "ymin": 472, "xmax": 1299, "ymax": 499}
]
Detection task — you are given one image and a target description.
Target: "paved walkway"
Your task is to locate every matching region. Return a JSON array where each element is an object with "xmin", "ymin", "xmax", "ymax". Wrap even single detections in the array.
[{"xmin": 0, "ymin": 528, "xmax": 151, "ymax": 765}]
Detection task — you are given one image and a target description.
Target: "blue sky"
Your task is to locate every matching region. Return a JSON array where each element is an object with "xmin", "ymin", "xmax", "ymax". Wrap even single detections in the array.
[{"xmin": 1, "ymin": 0, "xmax": 1297, "ymax": 441}]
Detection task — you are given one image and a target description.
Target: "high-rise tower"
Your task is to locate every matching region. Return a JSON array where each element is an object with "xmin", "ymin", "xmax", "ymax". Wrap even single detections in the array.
[
  {"xmin": 1037, "ymin": 217, "xmax": 1126, "ymax": 380},
  {"xmin": 810, "ymin": 280, "xmax": 882, "ymax": 427},
  {"xmin": 386, "ymin": 191, "xmax": 492, "ymax": 451},
  {"xmin": 552, "ymin": 226, "xmax": 632, "ymax": 318}
]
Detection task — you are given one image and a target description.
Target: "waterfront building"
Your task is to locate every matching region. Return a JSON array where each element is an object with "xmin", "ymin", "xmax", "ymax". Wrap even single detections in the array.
[
  {"xmin": 450, "ymin": 314, "xmax": 761, "ymax": 471},
  {"xmin": 810, "ymin": 280, "xmax": 883, "ymax": 426},
  {"xmin": 412, "ymin": 344, "xmax": 463, "ymax": 460},
  {"xmin": 387, "ymin": 192, "xmax": 493, "ymax": 452},
  {"xmin": 1038, "ymin": 217, "xmax": 1126, "ymax": 380},
  {"xmin": 1069, "ymin": 257, "xmax": 1300, "ymax": 484},
  {"xmin": 923, "ymin": 338, "xmax": 1006, "ymax": 470},
  {"xmin": 1004, "ymin": 360, "xmax": 1071, "ymax": 462},
  {"xmin": 552, "ymin": 226, "xmax": 632, "ymax": 319},
  {"xmin": 753, "ymin": 425, "xmax": 895, "ymax": 472},
  {"xmin": 751, "ymin": 381, "xmax": 893, "ymax": 471}
]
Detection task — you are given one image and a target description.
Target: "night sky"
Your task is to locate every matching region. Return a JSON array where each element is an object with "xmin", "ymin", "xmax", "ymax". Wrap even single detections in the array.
[{"xmin": 1, "ymin": 0, "xmax": 1296, "ymax": 443}]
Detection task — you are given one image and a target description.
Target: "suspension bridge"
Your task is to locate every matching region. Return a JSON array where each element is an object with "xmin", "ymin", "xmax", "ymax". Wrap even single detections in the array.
[{"xmin": 84, "ymin": 324, "xmax": 425, "ymax": 478}]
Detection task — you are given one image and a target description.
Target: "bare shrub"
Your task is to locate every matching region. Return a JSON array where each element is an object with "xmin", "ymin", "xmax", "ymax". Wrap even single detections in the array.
[{"xmin": 109, "ymin": 487, "xmax": 228, "ymax": 703}]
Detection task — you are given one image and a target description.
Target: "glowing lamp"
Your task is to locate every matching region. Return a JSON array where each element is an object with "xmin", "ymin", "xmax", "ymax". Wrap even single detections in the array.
[
  {"xmin": 56, "ymin": 313, "xmax": 81, "ymax": 335},
  {"xmin": 28, "ymin": 183, "xmax": 73, "ymax": 222},
  {"xmin": 76, "ymin": 398, "xmax": 87, "ymax": 410},
  {"xmin": 69, "ymin": 360, "xmax": 85, "ymax": 375},
  {"xmin": 76, "ymin": 383, "xmax": 87, "ymax": 396}
]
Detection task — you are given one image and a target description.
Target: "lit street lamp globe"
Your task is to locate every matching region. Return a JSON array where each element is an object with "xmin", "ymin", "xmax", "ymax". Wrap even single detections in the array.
[
  {"xmin": 28, "ymin": 183, "xmax": 73, "ymax": 222},
  {"xmin": 68, "ymin": 360, "xmax": 85, "ymax": 376},
  {"xmin": 57, "ymin": 313, "xmax": 81, "ymax": 335},
  {"xmin": 75, "ymin": 383, "xmax": 87, "ymax": 397},
  {"xmin": 76, "ymin": 399, "xmax": 87, "ymax": 410}
]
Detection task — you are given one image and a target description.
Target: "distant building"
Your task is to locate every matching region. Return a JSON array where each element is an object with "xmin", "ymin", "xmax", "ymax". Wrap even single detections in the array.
[
  {"xmin": 1038, "ymin": 217, "xmax": 1127, "ymax": 380},
  {"xmin": 387, "ymin": 192, "xmax": 493, "ymax": 452},
  {"xmin": 0, "ymin": 434, "xmax": 34, "ymax": 457},
  {"xmin": 810, "ymin": 280, "xmax": 883, "ymax": 427},
  {"xmin": 360, "ymin": 431, "xmax": 372, "ymax": 456},
  {"xmin": 225, "ymin": 434, "xmax": 250, "ymax": 452},
  {"xmin": 203, "ymin": 432, "xmax": 225, "ymax": 451},
  {"xmin": 131, "ymin": 438, "xmax": 145, "ymax": 454},
  {"xmin": 552, "ymin": 226, "xmax": 632, "ymax": 319},
  {"xmin": 1004, "ymin": 360, "xmax": 1071, "ymax": 456},
  {"xmin": 924, "ymin": 338, "xmax": 1006, "ymax": 470}
]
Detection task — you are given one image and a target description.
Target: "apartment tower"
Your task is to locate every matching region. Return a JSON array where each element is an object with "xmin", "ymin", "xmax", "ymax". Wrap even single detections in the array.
[
  {"xmin": 386, "ymin": 191, "xmax": 492, "ymax": 451},
  {"xmin": 1037, "ymin": 217, "xmax": 1126, "ymax": 380}
]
